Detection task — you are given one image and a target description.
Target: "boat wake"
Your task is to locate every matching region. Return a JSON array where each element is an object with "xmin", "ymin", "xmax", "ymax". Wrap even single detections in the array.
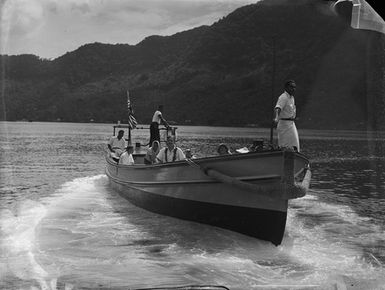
[
  {"xmin": 1, "ymin": 176, "xmax": 385, "ymax": 289},
  {"xmin": 285, "ymin": 191, "xmax": 385, "ymax": 288},
  {"xmin": 0, "ymin": 199, "xmax": 55, "ymax": 289},
  {"xmin": 0, "ymin": 175, "xmax": 108, "ymax": 290}
]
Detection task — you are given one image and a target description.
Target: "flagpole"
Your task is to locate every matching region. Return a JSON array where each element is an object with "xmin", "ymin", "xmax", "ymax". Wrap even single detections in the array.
[
  {"xmin": 126, "ymin": 89, "xmax": 138, "ymax": 145},
  {"xmin": 270, "ymin": 35, "xmax": 276, "ymax": 145},
  {"xmin": 127, "ymin": 89, "xmax": 131, "ymax": 145}
]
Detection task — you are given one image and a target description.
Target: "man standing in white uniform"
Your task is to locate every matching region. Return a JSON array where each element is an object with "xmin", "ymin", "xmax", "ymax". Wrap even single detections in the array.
[{"xmin": 273, "ymin": 80, "xmax": 300, "ymax": 152}]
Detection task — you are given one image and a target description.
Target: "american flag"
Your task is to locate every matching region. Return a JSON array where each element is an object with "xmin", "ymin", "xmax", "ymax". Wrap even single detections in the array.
[{"xmin": 127, "ymin": 90, "xmax": 137, "ymax": 129}]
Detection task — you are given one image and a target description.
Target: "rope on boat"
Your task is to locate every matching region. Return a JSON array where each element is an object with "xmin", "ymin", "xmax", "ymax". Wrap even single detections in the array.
[
  {"xmin": 203, "ymin": 167, "xmax": 282, "ymax": 198},
  {"xmin": 291, "ymin": 166, "xmax": 311, "ymax": 198},
  {"xmin": 195, "ymin": 150, "xmax": 311, "ymax": 200},
  {"xmin": 132, "ymin": 285, "xmax": 230, "ymax": 290},
  {"xmin": 186, "ymin": 158, "xmax": 200, "ymax": 168},
  {"xmin": 280, "ymin": 150, "xmax": 311, "ymax": 199}
]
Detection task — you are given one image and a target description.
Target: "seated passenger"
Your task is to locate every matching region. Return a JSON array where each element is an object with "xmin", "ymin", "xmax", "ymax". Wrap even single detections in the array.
[
  {"xmin": 108, "ymin": 130, "xmax": 126, "ymax": 157},
  {"xmin": 144, "ymin": 140, "xmax": 160, "ymax": 165},
  {"xmin": 119, "ymin": 145, "xmax": 135, "ymax": 165},
  {"xmin": 248, "ymin": 140, "xmax": 264, "ymax": 152},
  {"xmin": 217, "ymin": 143, "xmax": 231, "ymax": 155},
  {"xmin": 156, "ymin": 136, "xmax": 185, "ymax": 163},
  {"xmin": 185, "ymin": 149, "xmax": 196, "ymax": 159}
]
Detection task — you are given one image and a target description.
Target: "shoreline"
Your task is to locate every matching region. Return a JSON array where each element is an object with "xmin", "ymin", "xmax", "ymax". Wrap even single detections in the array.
[{"xmin": 1, "ymin": 121, "xmax": 385, "ymax": 141}]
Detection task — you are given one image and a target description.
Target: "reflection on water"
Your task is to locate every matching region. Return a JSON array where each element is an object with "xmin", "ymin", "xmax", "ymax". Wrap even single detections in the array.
[{"xmin": 0, "ymin": 122, "xmax": 385, "ymax": 289}]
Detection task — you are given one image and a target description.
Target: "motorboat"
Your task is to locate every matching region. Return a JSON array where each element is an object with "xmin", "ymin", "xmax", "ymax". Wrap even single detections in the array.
[{"xmin": 105, "ymin": 125, "xmax": 311, "ymax": 245}]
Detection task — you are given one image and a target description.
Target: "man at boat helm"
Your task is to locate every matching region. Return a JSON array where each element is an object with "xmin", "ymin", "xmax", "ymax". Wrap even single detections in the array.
[
  {"xmin": 150, "ymin": 105, "xmax": 170, "ymax": 146},
  {"xmin": 156, "ymin": 136, "xmax": 185, "ymax": 163},
  {"xmin": 273, "ymin": 80, "xmax": 300, "ymax": 152},
  {"xmin": 107, "ymin": 130, "xmax": 126, "ymax": 157}
]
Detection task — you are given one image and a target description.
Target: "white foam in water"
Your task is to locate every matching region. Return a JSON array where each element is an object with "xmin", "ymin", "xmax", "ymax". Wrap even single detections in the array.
[
  {"xmin": 0, "ymin": 200, "xmax": 51, "ymax": 289},
  {"xmin": 2, "ymin": 176, "xmax": 385, "ymax": 289},
  {"xmin": 0, "ymin": 175, "xmax": 109, "ymax": 290},
  {"xmin": 285, "ymin": 192, "xmax": 385, "ymax": 288},
  {"xmin": 45, "ymin": 174, "xmax": 107, "ymax": 205}
]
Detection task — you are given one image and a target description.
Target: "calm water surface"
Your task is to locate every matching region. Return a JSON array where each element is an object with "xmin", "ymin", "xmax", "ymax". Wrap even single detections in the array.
[{"xmin": 0, "ymin": 122, "xmax": 384, "ymax": 290}]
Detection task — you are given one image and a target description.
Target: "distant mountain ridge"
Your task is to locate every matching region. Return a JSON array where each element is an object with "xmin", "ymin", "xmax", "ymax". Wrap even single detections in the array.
[{"xmin": 1, "ymin": 0, "xmax": 384, "ymax": 130}]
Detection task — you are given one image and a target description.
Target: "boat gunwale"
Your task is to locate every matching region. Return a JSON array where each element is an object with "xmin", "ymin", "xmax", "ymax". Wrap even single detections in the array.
[{"xmin": 106, "ymin": 149, "xmax": 309, "ymax": 170}]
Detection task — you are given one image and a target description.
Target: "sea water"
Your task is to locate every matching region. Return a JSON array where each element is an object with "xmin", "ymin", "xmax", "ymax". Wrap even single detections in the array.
[{"xmin": 0, "ymin": 122, "xmax": 384, "ymax": 290}]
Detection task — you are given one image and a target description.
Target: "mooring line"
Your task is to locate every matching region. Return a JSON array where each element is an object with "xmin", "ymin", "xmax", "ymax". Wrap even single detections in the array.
[{"xmin": 369, "ymin": 253, "xmax": 383, "ymax": 267}]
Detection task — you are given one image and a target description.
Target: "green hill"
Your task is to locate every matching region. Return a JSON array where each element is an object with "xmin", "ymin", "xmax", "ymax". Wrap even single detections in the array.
[{"xmin": 1, "ymin": 0, "xmax": 384, "ymax": 130}]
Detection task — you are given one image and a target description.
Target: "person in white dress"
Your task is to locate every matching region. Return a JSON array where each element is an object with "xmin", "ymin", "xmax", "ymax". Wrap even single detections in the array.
[{"xmin": 144, "ymin": 140, "xmax": 160, "ymax": 165}]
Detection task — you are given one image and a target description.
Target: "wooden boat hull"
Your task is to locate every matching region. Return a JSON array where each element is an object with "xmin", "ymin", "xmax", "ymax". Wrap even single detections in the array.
[{"xmin": 106, "ymin": 150, "xmax": 309, "ymax": 245}]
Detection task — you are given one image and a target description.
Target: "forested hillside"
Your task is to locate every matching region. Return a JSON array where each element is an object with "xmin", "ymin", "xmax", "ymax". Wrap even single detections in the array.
[{"xmin": 1, "ymin": 0, "xmax": 384, "ymax": 130}]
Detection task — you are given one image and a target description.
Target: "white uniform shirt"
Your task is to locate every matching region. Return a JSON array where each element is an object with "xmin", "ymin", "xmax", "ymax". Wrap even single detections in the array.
[
  {"xmin": 275, "ymin": 91, "xmax": 296, "ymax": 119},
  {"xmin": 156, "ymin": 147, "xmax": 185, "ymax": 163},
  {"xmin": 109, "ymin": 136, "xmax": 126, "ymax": 151},
  {"xmin": 119, "ymin": 152, "xmax": 135, "ymax": 165},
  {"xmin": 152, "ymin": 110, "xmax": 162, "ymax": 124},
  {"xmin": 274, "ymin": 91, "xmax": 300, "ymax": 152}
]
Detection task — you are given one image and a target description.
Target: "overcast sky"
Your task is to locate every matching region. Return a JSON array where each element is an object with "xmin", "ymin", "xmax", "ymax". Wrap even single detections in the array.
[{"xmin": 0, "ymin": 0, "xmax": 257, "ymax": 59}]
